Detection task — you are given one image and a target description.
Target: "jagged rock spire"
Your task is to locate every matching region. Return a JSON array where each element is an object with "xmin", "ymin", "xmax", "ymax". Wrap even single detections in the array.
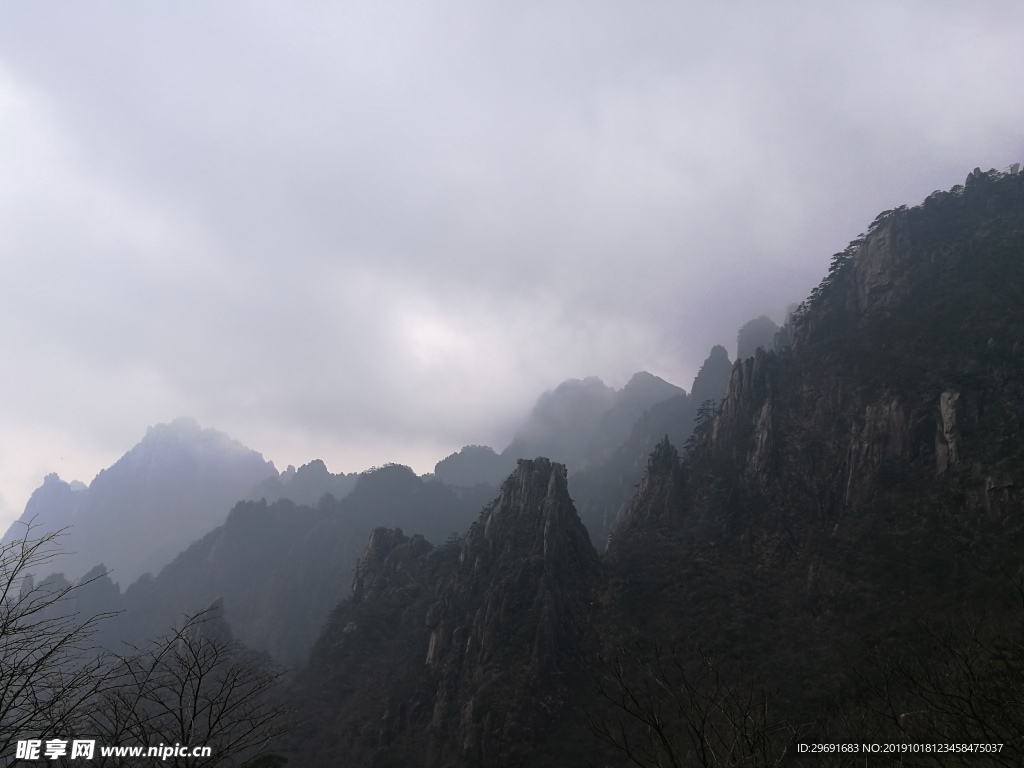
[{"xmin": 610, "ymin": 436, "xmax": 685, "ymax": 539}]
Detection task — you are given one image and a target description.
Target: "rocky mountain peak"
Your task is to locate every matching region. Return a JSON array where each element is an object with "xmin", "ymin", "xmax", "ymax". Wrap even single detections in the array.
[
  {"xmin": 420, "ymin": 456, "xmax": 601, "ymax": 763},
  {"xmin": 480, "ymin": 457, "xmax": 574, "ymax": 551},
  {"xmin": 690, "ymin": 344, "xmax": 733, "ymax": 407},
  {"xmin": 610, "ymin": 437, "xmax": 685, "ymax": 539},
  {"xmin": 301, "ymin": 456, "xmax": 602, "ymax": 765},
  {"xmin": 618, "ymin": 370, "xmax": 686, "ymax": 404},
  {"xmin": 3, "ymin": 420, "xmax": 277, "ymax": 584}
]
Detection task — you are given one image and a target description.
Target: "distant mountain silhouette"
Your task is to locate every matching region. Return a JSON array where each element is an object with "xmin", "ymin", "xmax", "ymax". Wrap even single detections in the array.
[
  {"xmin": 248, "ymin": 459, "xmax": 358, "ymax": 506},
  {"xmin": 571, "ymin": 347, "xmax": 733, "ymax": 546},
  {"xmin": 84, "ymin": 464, "xmax": 495, "ymax": 665},
  {"xmin": 433, "ymin": 445, "xmax": 513, "ymax": 487},
  {"xmin": 688, "ymin": 344, "xmax": 732, "ymax": 406},
  {"xmin": 2, "ymin": 418, "xmax": 277, "ymax": 584},
  {"xmin": 501, "ymin": 376, "xmax": 616, "ymax": 469},
  {"xmin": 501, "ymin": 371, "xmax": 685, "ymax": 470},
  {"xmin": 736, "ymin": 314, "xmax": 780, "ymax": 361},
  {"xmin": 429, "ymin": 366, "xmax": 729, "ymax": 547}
]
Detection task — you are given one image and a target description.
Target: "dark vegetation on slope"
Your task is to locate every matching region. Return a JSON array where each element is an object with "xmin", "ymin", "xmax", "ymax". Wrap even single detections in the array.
[
  {"xmin": 283, "ymin": 167, "xmax": 1024, "ymax": 766},
  {"xmin": 9, "ymin": 166, "xmax": 1024, "ymax": 766}
]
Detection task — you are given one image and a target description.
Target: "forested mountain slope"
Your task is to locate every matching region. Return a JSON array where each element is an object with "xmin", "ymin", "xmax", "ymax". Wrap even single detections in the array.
[{"xmin": 286, "ymin": 167, "xmax": 1024, "ymax": 766}]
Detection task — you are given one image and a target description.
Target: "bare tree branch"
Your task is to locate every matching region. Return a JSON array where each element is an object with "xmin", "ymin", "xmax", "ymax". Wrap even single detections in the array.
[
  {"xmin": 0, "ymin": 520, "xmax": 115, "ymax": 765},
  {"xmin": 588, "ymin": 642, "xmax": 802, "ymax": 768}
]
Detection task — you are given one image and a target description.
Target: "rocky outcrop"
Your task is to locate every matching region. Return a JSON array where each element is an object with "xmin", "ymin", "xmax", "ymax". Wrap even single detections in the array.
[
  {"xmin": 850, "ymin": 213, "xmax": 914, "ymax": 314},
  {"xmin": 750, "ymin": 397, "xmax": 774, "ymax": 476},
  {"xmin": 571, "ymin": 393, "xmax": 695, "ymax": 548},
  {"xmin": 298, "ymin": 458, "xmax": 601, "ymax": 767},
  {"xmin": 844, "ymin": 397, "xmax": 914, "ymax": 504},
  {"xmin": 426, "ymin": 458, "xmax": 600, "ymax": 765},
  {"xmin": 569, "ymin": 345, "xmax": 733, "ymax": 548},
  {"xmin": 608, "ymin": 437, "xmax": 685, "ymax": 539},
  {"xmin": 710, "ymin": 348, "xmax": 776, "ymax": 464},
  {"xmin": 352, "ymin": 527, "xmax": 432, "ymax": 602},
  {"xmin": 679, "ymin": 171, "xmax": 1024, "ymax": 601}
]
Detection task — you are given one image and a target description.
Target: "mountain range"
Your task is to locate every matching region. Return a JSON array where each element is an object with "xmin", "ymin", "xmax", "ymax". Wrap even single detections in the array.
[
  {"xmin": 281, "ymin": 165, "xmax": 1024, "ymax": 765},
  {"xmin": 7, "ymin": 164, "xmax": 1024, "ymax": 765},
  {"xmin": 4, "ymin": 363, "xmax": 728, "ymax": 666}
]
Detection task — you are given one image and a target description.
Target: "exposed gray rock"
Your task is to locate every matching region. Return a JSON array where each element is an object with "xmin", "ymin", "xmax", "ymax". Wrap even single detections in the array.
[
  {"xmin": 845, "ymin": 398, "xmax": 912, "ymax": 504},
  {"xmin": 429, "ymin": 457, "xmax": 600, "ymax": 763},
  {"xmin": 711, "ymin": 348, "xmax": 776, "ymax": 458},
  {"xmin": 984, "ymin": 475, "xmax": 1015, "ymax": 517},
  {"xmin": 750, "ymin": 397, "xmax": 774, "ymax": 476},
  {"xmin": 353, "ymin": 527, "xmax": 431, "ymax": 602},
  {"xmin": 851, "ymin": 216, "xmax": 913, "ymax": 313},
  {"xmin": 306, "ymin": 457, "xmax": 601, "ymax": 766},
  {"xmin": 936, "ymin": 390, "xmax": 961, "ymax": 475}
]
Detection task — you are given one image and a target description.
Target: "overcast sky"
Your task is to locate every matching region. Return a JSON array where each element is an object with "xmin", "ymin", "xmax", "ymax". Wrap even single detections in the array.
[{"xmin": 1, "ymin": 1, "xmax": 1022, "ymax": 529}]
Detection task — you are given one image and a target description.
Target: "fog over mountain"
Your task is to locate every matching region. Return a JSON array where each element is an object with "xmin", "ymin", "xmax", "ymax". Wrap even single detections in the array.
[
  {"xmin": 2, "ymin": 2, "xmax": 1023, "ymax": 530},
  {"xmin": 282, "ymin": 163, "xmax": 1024, "ymax": 767},
  {"xmin": 1, "ymin": 418, "xmax": 278, "ymax": 584}
]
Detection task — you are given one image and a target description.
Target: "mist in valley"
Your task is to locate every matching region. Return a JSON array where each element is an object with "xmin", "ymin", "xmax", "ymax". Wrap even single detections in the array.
[{"xmin": 3, "ymin": 2, "xmax": 1024, "ymax": 765}]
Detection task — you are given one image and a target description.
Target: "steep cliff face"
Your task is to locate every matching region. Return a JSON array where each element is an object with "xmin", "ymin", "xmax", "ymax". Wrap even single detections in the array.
[
  {"xmin": 426, "ymin": 458, "xmax": 599, "ymax": 765},
  {"xmin": 297, "ymin": 458, "xmax": 600, "ymax": 767},
  {"xmin": 701, "ymin": 170, "xmax": 1024, "ymax": 521},
  {"xmin": 675, "ymin": 170, "xmax": 1024, "ymax": 650},
  {"xmin": 575, "ymin": 172, "xmax": 1024, "ymax": 761}
]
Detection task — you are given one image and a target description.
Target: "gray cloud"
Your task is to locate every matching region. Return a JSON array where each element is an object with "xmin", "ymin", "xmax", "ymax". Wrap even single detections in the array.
[{"xmin": 2, "ymin": 1, "xmax": 1023, "ymax": 526}]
